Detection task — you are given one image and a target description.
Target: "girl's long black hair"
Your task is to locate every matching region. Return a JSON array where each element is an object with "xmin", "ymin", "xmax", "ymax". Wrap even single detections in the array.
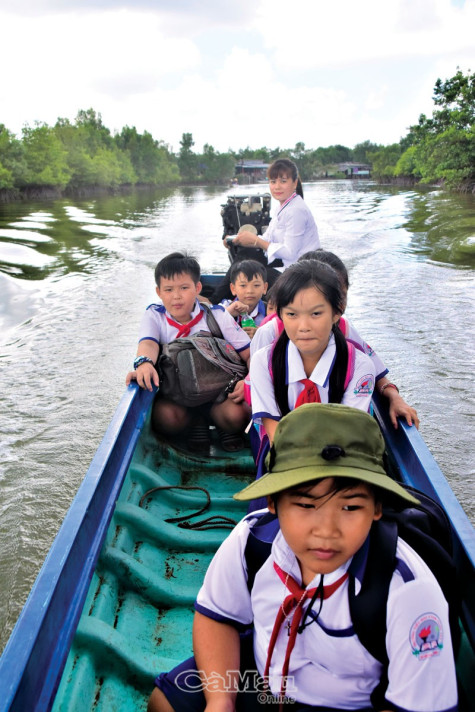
[{"xmin": 271, "ymin": 260, "xmax": 348, "ymax": 416}]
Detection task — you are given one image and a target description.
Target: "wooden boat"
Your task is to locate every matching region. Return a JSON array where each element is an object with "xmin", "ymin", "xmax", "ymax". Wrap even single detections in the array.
[{"xmin": 0, "ymin": 277, "xmax": 474, "ymax": 711}]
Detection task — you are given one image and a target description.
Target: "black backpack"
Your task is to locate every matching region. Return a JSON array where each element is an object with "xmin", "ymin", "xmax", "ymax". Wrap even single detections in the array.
[
  {"xmin": 157, "ymin": 304, "xmax": 247, "ymax": 408},
  {"xmin": 244, "ymin": 484, "xmax": 461, "ymax": 708}
]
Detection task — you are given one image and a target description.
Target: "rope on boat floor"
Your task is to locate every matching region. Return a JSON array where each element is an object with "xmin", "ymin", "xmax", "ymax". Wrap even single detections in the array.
[{"xmin": 138, "ymin": 485, "xmax": 238, "ymax": 530}]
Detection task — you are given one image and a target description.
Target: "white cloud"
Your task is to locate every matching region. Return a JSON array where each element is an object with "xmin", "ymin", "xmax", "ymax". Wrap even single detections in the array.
[
  {"xmin": 0, "ymin": 8, "xmax": 200, "ymax": 133},
  {"xmin": 0, "ymin": 0, "xmax": 473, "ymax": 152},
  {"xmin": 255, "ymin": 0, "xmax": 475, "ymax": 69}
]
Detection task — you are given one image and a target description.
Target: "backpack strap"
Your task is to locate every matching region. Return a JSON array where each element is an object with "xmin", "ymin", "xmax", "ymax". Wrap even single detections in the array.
[
  {"xmin": 244, "ymin": 511, "xmax": 279, "ymax": 592},
  {"xmin": 201, "ymin": 303, "xmax": 225, "ymax": 339},
  {"xmin": 344, "ymin": 341, "xmax": 356, "ymax": 390},
  {"xmin": 349, "ymin": 519, "xmax": 398, "ymax": 666},
  {"xmin": 338, "ymin": 316, "xmax": 349, "ymax": 337},
  {"xmin": 349, "ymin": 519, "xmax": 398, "ymax": 710}
]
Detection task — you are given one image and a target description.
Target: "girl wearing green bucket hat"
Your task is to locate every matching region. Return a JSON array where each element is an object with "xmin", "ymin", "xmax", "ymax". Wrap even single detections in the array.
[{"xmin": 148, "ymin": 405, "xmax": 457, "ymax": 712}]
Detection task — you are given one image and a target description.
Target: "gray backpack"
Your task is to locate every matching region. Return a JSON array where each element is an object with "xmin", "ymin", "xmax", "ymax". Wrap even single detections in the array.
[{"xmin": 157, "ymin": 305, "xmax": 248, "ymax": 408}]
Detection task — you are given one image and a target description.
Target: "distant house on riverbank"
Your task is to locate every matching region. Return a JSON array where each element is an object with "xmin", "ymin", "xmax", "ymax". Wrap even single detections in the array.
[
  {"xmin": 338, "ymin": 162, "xmax": 371, "ymax": 178},
  {"xmin": 235, "ymin": 159, "xmax": 269, "ymax": 182}
]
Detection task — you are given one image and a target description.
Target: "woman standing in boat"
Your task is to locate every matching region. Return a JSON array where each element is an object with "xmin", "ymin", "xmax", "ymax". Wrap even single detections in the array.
[{"xmin": 232, "ymin": 158, "xmax": 320, "ymax": 287}]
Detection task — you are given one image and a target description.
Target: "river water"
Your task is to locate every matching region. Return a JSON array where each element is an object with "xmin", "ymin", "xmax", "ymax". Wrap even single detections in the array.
[{"xmin": 0, "ymin": 181, "xmax": 474, "ymax": 651}]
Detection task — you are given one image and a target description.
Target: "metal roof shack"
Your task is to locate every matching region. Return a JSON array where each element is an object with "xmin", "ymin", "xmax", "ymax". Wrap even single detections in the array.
[
  {"xmin": 338, "ymin": 162, "xmax": 372, "ymax": 178},
  {"xmin": 235, "ymin": 159, "xmax": 270, "ymax": 182}
]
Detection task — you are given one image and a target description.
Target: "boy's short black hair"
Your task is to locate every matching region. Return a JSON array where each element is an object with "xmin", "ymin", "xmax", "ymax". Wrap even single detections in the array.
[
  {"xmin": 270, "ymin": 476, "xmax": 384, "ymax": 508},
  {"xmin": 229, "ymin": 259, "xmax": 267, "ymax": 284},
  {"xmin": 154, "ymin": 251, "xmax": 201, "ymax": 287}
]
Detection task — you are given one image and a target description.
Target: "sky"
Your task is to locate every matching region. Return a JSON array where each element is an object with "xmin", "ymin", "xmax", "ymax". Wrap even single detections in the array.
[{"xmin": 0, "ymin": 0, "xmax": 473, "ymax": 154}]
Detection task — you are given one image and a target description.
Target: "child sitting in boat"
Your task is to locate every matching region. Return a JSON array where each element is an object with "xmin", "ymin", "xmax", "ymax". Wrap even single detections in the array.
[
  {"xmin": 148, "ymin": 404, "xmax": 457, "ymax": 712},
  {"xmin": 249, "ymin": 259, "xmax": 376, "ymax": 446},
  {"xmin": 126, "ymin": 251, "xmax": 250, "ymax": 452},
  {"xmin": 251, "ymin": 250, "xmax": 419, "ymax": 431},
  {"xmin": 220, "ymin": 259, "xmax": 268, "ymax": 340}
]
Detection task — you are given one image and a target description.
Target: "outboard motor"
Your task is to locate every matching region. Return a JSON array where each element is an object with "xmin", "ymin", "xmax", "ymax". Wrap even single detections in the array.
[{"xmin": 220, "ymin": 193, "xmax": 271, "ymax": 265}]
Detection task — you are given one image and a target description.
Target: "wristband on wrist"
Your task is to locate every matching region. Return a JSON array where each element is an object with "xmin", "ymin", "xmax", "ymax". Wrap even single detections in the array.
[
  {"xmin": 379, "ymin": 382, "xmax": 399, "ymax": 396},
  {"xmin": 133, "ymin": 356, "xmax": 155, "ymax": 370}
]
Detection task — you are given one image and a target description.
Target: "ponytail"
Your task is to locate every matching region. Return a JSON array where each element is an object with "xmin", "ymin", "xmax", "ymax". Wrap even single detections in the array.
[
  {"xmin": 328, "ymin": 325, "xmax": 349, "ymax": 403},
  {"xmin": 296, "ymin": 177, "xmax": 304, "ymax": 199},
  {"xmin": 271, "ymin": 330, "xmax": 291, "ymax": 417}
]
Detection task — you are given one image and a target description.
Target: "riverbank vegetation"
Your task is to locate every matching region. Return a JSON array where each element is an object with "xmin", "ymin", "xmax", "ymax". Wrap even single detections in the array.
[{"xmin": 0, "ymin": 70, "xmax": 473, "ymax": 200}]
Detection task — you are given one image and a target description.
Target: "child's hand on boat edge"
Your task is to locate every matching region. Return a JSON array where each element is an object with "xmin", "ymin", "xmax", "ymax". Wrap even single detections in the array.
[{"xmin": 126, "ymin": 363, "xmax": 159, "ymax": 392}]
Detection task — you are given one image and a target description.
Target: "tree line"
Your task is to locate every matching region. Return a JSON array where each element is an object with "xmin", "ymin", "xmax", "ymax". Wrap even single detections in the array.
[{"xmin": 0, "ymin": 69, "xmax": 473, "ymax": 196}]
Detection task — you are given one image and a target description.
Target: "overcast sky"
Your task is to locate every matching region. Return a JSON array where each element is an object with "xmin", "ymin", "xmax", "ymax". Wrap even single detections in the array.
[{"xmin": 0, "ymin": 0, "xmax": 473, "ymax": 153}]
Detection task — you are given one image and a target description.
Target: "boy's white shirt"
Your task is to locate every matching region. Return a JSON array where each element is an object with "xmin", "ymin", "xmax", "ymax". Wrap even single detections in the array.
[
  {"xmin": 137, "ymin": 299, "xmax": 250, "ymax": 352},
  {"xmin": 195, "ymin": 512, "xmax": 458, "ymax": 711}
]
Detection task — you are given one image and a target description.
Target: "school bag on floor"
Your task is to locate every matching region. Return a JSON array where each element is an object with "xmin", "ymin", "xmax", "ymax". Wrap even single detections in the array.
[
  {"xmin": 244, "ymin": 484, "xmax": 461, "ymax": 709},
  {"xmin": 157, "ymin": 304, "xmax": 247, "ymax": 408}
]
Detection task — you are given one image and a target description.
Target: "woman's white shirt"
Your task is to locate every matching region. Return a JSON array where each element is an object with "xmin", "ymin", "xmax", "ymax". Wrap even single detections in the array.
[{"xmin": 264, "ymin": 194, "xmax": 320, "ymax": 269}]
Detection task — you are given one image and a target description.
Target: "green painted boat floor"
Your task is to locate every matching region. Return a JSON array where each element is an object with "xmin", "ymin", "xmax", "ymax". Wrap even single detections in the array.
[{"xmin": 53, "ymin": 421, "xmax": 255, "ymax": 712}]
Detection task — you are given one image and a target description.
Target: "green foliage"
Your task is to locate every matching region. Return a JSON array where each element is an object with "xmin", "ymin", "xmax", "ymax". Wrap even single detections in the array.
[
  {"xmin": 394, "ymin": 146, "xmax": 421, "ymax": 179},
  {"xmin": 367, "ymin": 144, "xmax": 402, "ymax": 179},
  {"xmin": 2, "ymin": 71, "xmax": 474, "ymax": 196},
  {"xmin": 0, "ymin": 161, "xmax": 13, "ymax": 189},
  {"xmin": 0, "ymin": 124, "xmax": 25, "ymax": 188},
  {"xmin": 396, "ymin": 69, "xmax": 475, "ymax": 189},
  {"xmin": 412, "ymin": 127, "xmax": 475, "ymax": 189},
  {"xmin": 178, "ymin": 132, "xmax": 199, "ymax": 182},
  {"xmin": 199, "ymin": 144, "xmax": 235, "ymax": 184},
  {"xmin": 115, "ymin": 126, "xmax": 179, "ymax": 184},
  {"xmin": 21, "ymin": 123, "xmax": 70, "ymax": 188},
  {"xmin": 352, "ymin": 140, "xmax": 382, "ymax": 164},
  {"xmin": 406, "ymin": 69, "xmax": 474, "ymax": 144}
]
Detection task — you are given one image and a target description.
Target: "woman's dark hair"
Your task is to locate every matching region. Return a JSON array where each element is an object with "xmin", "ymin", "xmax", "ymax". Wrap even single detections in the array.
[
  {"xmin": 271, "ymin": 260, "xmax": 348, "ymax": 415},
  {"xmin": 299, "ymin": 249, "xmax": 349, "ymax": 290},
  {"xmin": 267, "ymin": 158, "xmax": 304, "ymax": 198},
  {"xmin": 154, "ymin": 251, "xmax": 200, "ymax": 287}
]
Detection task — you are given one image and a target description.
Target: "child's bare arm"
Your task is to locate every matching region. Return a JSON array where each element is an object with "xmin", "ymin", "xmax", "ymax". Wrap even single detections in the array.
[
  {"xmin": 125, "ymin": 339, "xmax": 160, "ymax": 391},
  {"xmin": 378, "ymin": 378, "xmax": 419, "ymax": 429},
  {"xmin": 263, "ymin": 417, "xmax": 278, "ymax": 444},
  {"xmin": 193, "ymin": 612, "xmax": 240, "ymax": 712}
]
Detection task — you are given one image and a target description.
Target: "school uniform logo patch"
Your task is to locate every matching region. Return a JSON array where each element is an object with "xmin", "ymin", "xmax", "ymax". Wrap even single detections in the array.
[
  {"xmin": 354, "ymin": 375, "xmax": 374, "ymax": 396},
  {"xmin": 409, "ymin": 613, "xmax": 443, "ymax": 659},
  {"xmin": 363, "ymin": 342, "xmax": 374, "ymax": 357}
]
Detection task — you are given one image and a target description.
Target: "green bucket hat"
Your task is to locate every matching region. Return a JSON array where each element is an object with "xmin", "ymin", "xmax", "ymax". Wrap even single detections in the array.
[{"xmin": 234, "ymin": 403, "xmax": 419, "ymax": 504}]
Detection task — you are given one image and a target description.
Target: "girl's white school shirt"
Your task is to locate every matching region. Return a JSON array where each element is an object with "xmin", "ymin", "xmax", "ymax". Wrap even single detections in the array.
[
  {"xmin": 194, "ymin": 511, "xmax": 458, "ymax": 712},
  {"xmin": 250, "ymin": 334, "xmax": 376, "ymax": 423},
  {"xmin": 263, "ymin": 194, "xmax": 320, "ymax": 270},
  {"xmin": 137, "ymin": 300, "xmax": 250, "ymax": 352},
  {"xmin": 251, "ymin": 316, "xmax": 388, "ymax": 382}
]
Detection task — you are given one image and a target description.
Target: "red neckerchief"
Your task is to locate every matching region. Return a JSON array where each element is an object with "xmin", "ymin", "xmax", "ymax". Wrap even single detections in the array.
[
  {"xmin": 294, "ymin": 379, "xmax": 321, "ymax": 408},
  {"xmin": 165, "ymin": 309, "xmax": 203, "ymax": 338},
  {"xmin": 264, "ymin": 562, "xmax": 348, "ymax": 698}
]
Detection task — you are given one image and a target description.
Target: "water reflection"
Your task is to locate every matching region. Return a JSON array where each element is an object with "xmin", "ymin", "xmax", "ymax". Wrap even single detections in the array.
[{"xmin": 402, "ymin": 189, "xmax": 475, "ymax": 263}]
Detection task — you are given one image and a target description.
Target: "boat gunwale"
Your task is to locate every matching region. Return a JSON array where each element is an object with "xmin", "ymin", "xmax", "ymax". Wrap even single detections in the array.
[{"xmin": 0, "ymin": 384, "xmax": 155, "ymax": 712}]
